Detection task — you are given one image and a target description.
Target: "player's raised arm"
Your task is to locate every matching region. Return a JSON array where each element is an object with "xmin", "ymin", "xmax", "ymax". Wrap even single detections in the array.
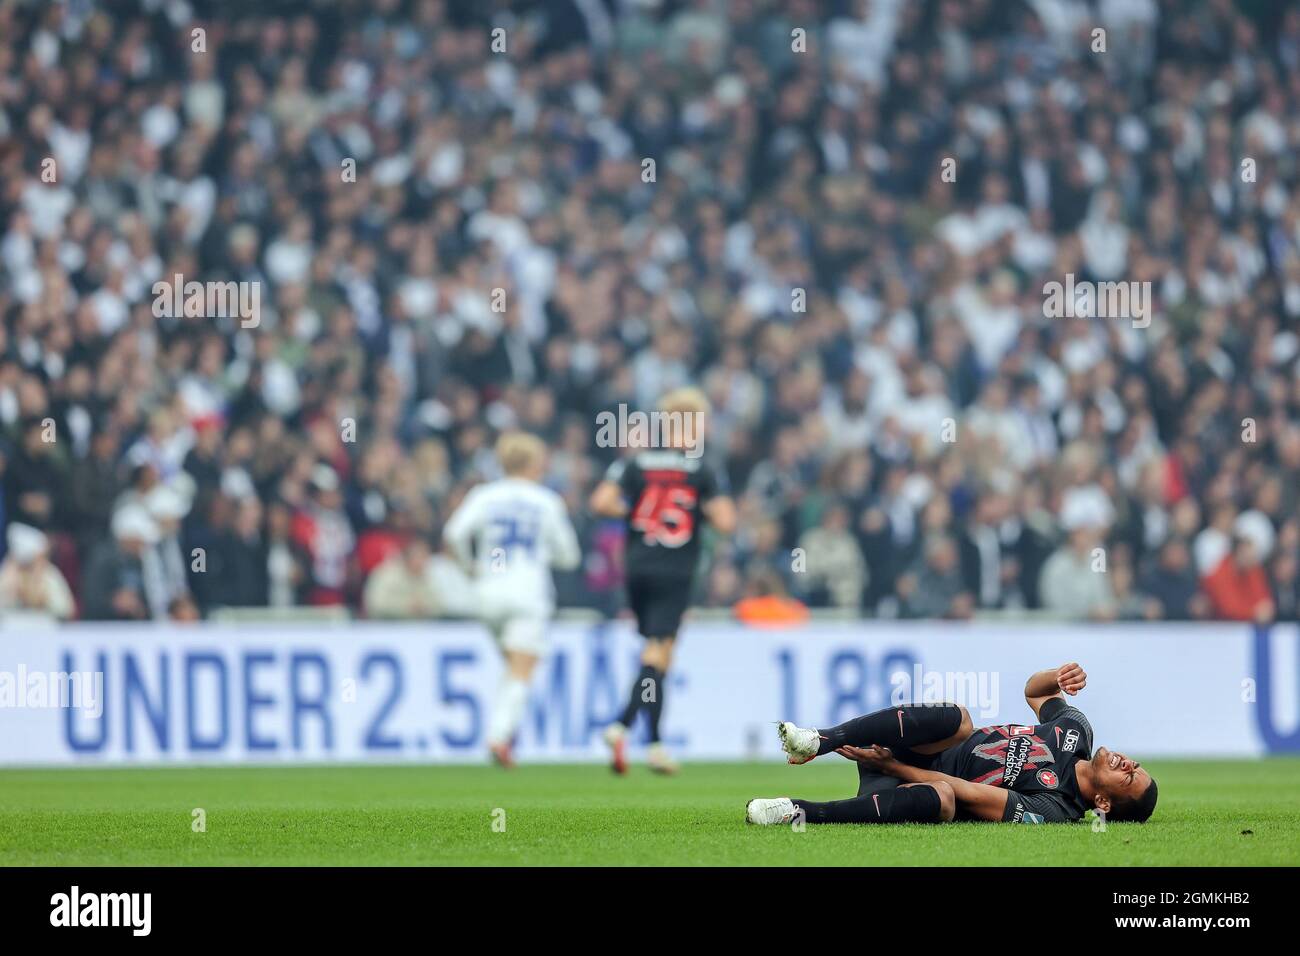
[{"xmin": 1024, "ymin": 662, "xmax": 1087, "ymax": 719}]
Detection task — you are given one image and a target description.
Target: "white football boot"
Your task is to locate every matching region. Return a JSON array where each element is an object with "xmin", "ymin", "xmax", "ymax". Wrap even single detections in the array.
[
  {"xmin": 777, "ymin": 721, "xmax": 821, "ymax": 764},
  {"xmin": 646, "ymin": 742, "xmax": 679, "ymax": 775},
  {"xmin": 745, "ymin": 797, "xmax": 799, "ymax": 825}
]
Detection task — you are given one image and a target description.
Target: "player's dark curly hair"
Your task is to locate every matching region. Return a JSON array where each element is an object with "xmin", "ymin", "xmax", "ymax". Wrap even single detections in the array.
[{"xmin": 1108, "ymin": 778, "xmax": 1158, "ymax": 823}]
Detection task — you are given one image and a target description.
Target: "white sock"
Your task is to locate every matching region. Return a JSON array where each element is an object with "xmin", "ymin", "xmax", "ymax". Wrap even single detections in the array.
[{"xmin": 487, "ymin": 678, "xmax": 530, "ymax": 746}]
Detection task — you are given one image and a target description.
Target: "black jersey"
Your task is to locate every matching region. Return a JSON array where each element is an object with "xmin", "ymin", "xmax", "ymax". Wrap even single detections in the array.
[
  {"xmin": 933, "ymin": 697, "xmax": 1095, "ymax": 823},
  {"xmin": 605, "ymin": 450, "xmax": 728, "ymax": 580}
]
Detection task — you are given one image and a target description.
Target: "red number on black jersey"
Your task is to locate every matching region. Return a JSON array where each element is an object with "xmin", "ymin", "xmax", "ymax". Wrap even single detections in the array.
[{"xmin": 630, "ymin": 481, "xmax": 698, "ymax": 547}]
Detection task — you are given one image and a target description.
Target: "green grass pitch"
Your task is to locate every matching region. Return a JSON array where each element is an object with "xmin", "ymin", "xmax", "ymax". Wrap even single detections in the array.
[{"xmin": 1, "ymin": 758, "xmax": 1298, "ymax": 866}]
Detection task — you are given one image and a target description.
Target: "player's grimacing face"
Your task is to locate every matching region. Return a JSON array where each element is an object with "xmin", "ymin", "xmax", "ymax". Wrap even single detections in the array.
[{"xmin": 1092, "ymin": 746, "xmax": 1151, "ymax": 800}]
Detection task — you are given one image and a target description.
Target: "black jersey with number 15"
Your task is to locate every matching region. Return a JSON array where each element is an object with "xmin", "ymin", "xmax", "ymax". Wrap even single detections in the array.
[{"xmin": 605, "ymin": 450, "xmax": 728, "ymax": 580}]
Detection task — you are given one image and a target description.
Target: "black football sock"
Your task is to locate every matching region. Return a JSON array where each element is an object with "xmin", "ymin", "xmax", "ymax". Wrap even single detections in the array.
[
  {"xmin": 619, "ymin": 664, "xmax": 659, "ymax": 728},
  {"xmin": 815, "ymin": 703, "xmax": 964, "ymax": 756},
  {"xmin": 793, "ymin": 785, "xmax": 944, "ymax": 824},
  {"xmin": 644, "ymin": 667, "xmax": 666, "ymax": 743}
]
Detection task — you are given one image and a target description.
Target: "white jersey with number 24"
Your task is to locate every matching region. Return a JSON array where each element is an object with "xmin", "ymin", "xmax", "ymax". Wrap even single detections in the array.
[{"xmin": 442, "ymin": 477, "xmax": 581, "ymax": 615}]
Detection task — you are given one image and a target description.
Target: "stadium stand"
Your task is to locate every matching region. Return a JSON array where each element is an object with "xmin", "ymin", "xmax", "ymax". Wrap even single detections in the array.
[{"xmin": 1, "ymin": 0, "xmax": 1299, "ymax": 625}]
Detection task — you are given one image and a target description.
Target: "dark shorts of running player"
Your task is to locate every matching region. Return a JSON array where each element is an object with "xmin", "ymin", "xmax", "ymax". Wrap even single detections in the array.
[{"xmin": 627, "ymin": 574, "xmax": 692, "ymax": 638}]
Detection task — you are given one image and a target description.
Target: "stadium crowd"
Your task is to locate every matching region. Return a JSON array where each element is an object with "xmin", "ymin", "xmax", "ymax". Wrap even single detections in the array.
[{"xmin": 2, "ymin": 0, "xmax": 1300, "ymax": 625}]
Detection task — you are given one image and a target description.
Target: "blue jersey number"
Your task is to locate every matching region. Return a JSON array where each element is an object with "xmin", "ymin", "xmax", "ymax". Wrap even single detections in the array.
[{"xmin": 488, "ymin": 506, "xmax": 540, "ymax": 560}]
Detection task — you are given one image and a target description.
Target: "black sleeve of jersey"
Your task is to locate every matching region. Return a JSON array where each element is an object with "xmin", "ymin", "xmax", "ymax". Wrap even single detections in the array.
[
  {"xmin": 1039, "ymin": 696, "xmax": 1068, "ymax": 721},
  {"xmin": 1059, "ymin": 704, "xmax": 1094, "ymax": 755},
  {"xmin": 1040, "ymin": 698, "xmax": 1094, "ymax": 756},
  {"xmin": 692, "ymin": 463, "xmax": 725, "ymax": 503},
  {"xmin": 1003, "ymin": 791, "xmax": 1078, "ymax": 823},
  {"xmin": 606, "ymin": 459, "xmax": 639, "ymax": 500}
]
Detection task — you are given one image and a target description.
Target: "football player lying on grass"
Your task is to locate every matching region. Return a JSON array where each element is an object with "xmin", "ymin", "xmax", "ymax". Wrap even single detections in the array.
[{"xmin": 746, "ymin": 663, "xmax": 1158, "ymax": 826}]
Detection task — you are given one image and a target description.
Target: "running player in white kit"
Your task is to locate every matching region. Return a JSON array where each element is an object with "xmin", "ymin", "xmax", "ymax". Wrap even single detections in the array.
[{"xmin": 443, "ymin": 431, "xmax": 581, "ymax": 767}]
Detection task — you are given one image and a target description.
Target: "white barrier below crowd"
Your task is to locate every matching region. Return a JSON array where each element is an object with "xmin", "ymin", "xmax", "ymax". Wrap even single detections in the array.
[{"xmin": 0, "ymin": 620, "xmax": 1297, "ymax": 764}]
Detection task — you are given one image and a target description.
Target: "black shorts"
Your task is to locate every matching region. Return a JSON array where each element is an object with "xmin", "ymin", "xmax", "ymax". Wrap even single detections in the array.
[{"xmin": 626, "ymin": 574, "xmax": 692, "ymax": 639}]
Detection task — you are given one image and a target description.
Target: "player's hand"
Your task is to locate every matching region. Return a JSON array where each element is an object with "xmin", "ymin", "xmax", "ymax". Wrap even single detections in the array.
[
  {"xmin": 835, "ymin": 744, "xmax": 899, "ymax": 773},
  {"xmin": 1057, "ymin": 662, "xmax": 1086, "ymax": 696}
]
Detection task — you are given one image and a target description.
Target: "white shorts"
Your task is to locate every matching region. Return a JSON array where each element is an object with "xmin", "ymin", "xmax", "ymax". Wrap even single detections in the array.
[{"xmin": 484, "ymin": 614, "xmax": 549, "ymax": 657}]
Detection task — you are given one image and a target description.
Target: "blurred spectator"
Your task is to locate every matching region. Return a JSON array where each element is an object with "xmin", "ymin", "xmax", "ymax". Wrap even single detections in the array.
[
  {"xmin": 291, "ymin": 465, "xmax": 355, "ymax": 606},
  {"xmin": 898, "ymin": 534, "xmax": 974, "ymax": 620},
  {"xmin": 4, "ymin": 417, "xmax": 66, "ymax": 530},
  {"xmin": 266, "ymin": 501, "xmax": 310, "ymax": 608},
  {"xmin": 80, "ymin": 506, "xmax": 155, "ymax": 621},
  {"xmin": 68, "ymin": 428, "xmax": 124, "ymax": 556},
  {"xmin": 1269, "ymin": 547, "xmax": 1300, "ymax": 622},
  {"xmin": 1202, "ymin": 535, "xmax": 1274, "ymax": 623},
  {"xmin": 733, "ymin": 569, "xmax": 810, "ymax": 628},
  {"xmin": 732, "ymin": 516, "xmax": 795, "ymax": 597},
  {"xmin": 1, "ymin": 0, "xmax": 1298, "ymax": 625},
  {"xmin": 794, "ymin": 501, "xmax": 867, "ymax": 609},
  {"xmin": 364, "ymin": 536, "xmax": 441, "ymax": 619},
  {"xmin": 0, "ymin": 523, "xmax": 74, "ymax": 620},
  {"xmin": 1137, "ymin": 538, "xmax": 1208, "ymax": 621},
  {"xmin": 959, "ymin": 488, "xmax": 1020, "ymax": 610},
  {"xmin": 705, "ymin": 558, "xmax": 743, "ymax": 607},
  {"xmin": 168, "ymin": 595, "xmax": 201, "ymax": 622},
  {"xmin": 1039, "ymin": 503, "xmax": 1116, "ymax": 621},
  {"xmin": 1110, "ymin": 555, "xmax": 1159, "ymax": 622},
  {"xmin": 143, "ymin": 483, "xmax": 193, "ymax": 619},
  {"xmin": 212, "ymin": 495, "xmax": 270, "ymax": 608}
]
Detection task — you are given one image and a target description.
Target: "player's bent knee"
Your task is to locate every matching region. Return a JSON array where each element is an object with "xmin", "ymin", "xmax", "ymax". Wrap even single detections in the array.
[
  {"xmin": 911, "ymin": 704, "xmax": 974, "ymax": 755},
  {"xmin": 931, "ymin": 781, "xmax": 956, "ymax": 822},
  {"xmin": 955, "ymin": 706, "xmax": 972, "ymax": 739}
]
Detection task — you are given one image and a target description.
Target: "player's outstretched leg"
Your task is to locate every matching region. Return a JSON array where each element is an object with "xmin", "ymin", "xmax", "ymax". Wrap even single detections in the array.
[
  {"xmin": 746, "ymin": 783, "xmax": 955, "ymax": 825},
  {"xmin": 777, "ymin": 704, "xmax": 969, "ymax": 764}
]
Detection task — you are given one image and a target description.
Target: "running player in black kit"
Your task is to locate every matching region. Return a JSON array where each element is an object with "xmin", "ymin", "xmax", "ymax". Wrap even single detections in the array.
[
  {"xmin": 590, "ymin": 387, "xmax": 736, "ymax": 774},
  {"xmin": 746, "ymin": 662, "xmax": 1158, "ymax": 825}
]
